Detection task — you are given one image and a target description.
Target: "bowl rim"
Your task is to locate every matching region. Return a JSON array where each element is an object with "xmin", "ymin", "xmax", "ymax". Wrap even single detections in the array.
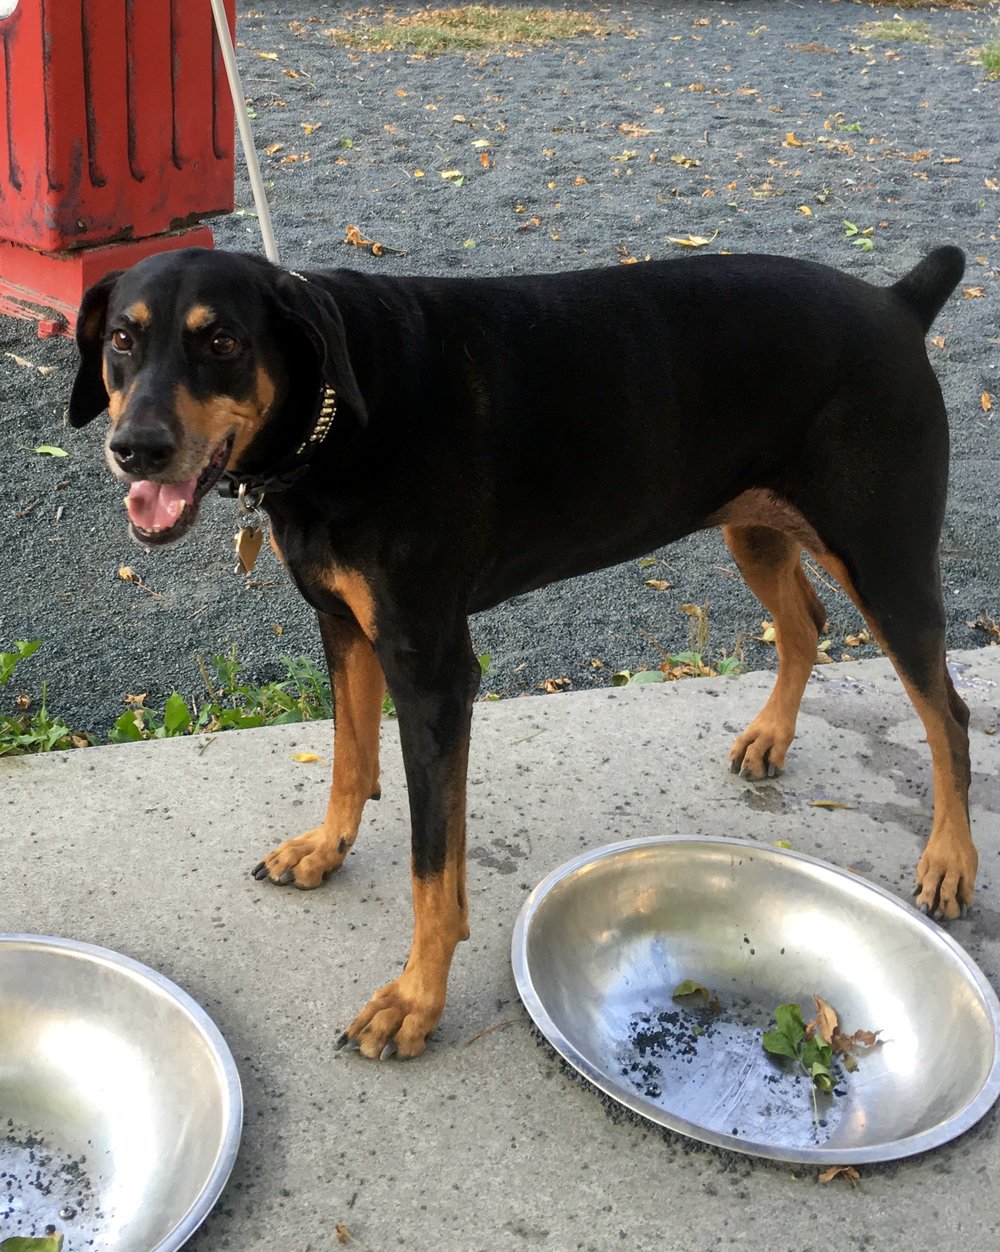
[
  {"xmin": 511, "ymin": 835, "xmax": 1000, "ymax": 1164},
  {"xmin": 0, "ymin": 932, "xmax": 244, "ymax": 1251}
]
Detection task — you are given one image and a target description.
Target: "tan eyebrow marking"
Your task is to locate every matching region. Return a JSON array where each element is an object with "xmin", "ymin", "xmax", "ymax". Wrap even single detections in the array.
[
  {"xmin": 124, "ymin": 301, "xmax": 152, "ymax": 327},
  {"xmin": 184, "ymin": 304, "xmax": 217, "ymax": 332}
]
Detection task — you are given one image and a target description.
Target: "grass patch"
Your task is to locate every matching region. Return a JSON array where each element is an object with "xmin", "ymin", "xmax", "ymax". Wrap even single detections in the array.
[
  {"xmin": 325, "ymin": 5, "xmax": 614, "ymax": 54},
  {"xmin": 860, "ymin": 18, "xmax": 935, "ymax": 42},
  {"xmin": 982, "ymin": 33, "xmax": 1000, "ymax": 78}
]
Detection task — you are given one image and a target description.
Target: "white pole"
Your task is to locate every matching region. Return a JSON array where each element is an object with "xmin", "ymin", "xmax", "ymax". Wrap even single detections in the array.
[{"xmin": 209, "ymin": 0, "xmax": 280, "ymax": 264}]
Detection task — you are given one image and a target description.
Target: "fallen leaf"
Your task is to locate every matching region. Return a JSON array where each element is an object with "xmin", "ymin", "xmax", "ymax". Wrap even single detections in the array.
[
  {"xmin": 292, "ymin": 752, "xmax": 321, "ymax": 763},
  {"xmin": 256, "ymin": 50, "xmax": 279, "ymax": 60},
  {"xmin": 968, "ymin": 611, "xmax": 1000, "ymax": 641},
  {"xmin": 540, "ymin": 677, "xmax": 572, "ymax": 693},
  {"xmin": 301, "ymin": 122, "xmax": 322, "ymax": 136},
  {"xmin": 806, "ymin": 995, "xmax": 839, "ymax": 1045},
  {"xmin": 963, "ymin": 287, "xmax": 985, "ymax": 299},
  {"xmin": 644, "ymin": 578, "xmax": 675, "ymax": 591},
  {"xmin": 34, "ymin": 445, "xmax": 68, "ymax": 457},
  {"xmin": 265, "ymin": 142, "xmax": 284, "ymax": 156},
  {"xmin": 670, "ymin": 153, "xmax": 700, "ymax": 168},
  {"xmin": 619, "ymin": 123, "xmax": 652, "ymax": 137},
  {"xmin": 480, "ymin": 151, "xmax": 494, "ymax": 169},
  {"xmin": 810, "ymin": 799, "xmax": 855, "ymax": 810},
  {"xmin": 798, "ymin": 204, "xmax": 812, "ymax": 215},
  {"xmin": 819, "ymin": 1164, "xmax": 860, "ymax": 1185},
  {"xmin": 666, "ymin": 230, "xmax": 718, "ymax": 248},
  {"xmin": 756, "ymin": 620, "xmax": 777, "ymax": 644},
  {"xmin": 5, "ymin": 352, "xmax": 35, "ymax": 368},
  {"xmin": 783, "ymin": 132, "xmax": 805, "ymax": 147},
  {"xmin": 844, "ymin": 629, "xmax": 871, "ymax": 647},
  {"xmin": 930, "ymin": 335, "xmax": 946, "ymax": 349},
  {"xmin": 982, "ymin": 392, "xmax": 993, "ymax": 413}
]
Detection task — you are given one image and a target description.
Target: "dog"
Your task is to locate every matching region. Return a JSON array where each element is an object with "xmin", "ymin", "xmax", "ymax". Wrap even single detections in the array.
[{"xmin": 69, "ymin": 244, "xmax": 975, "ymax": 1058}]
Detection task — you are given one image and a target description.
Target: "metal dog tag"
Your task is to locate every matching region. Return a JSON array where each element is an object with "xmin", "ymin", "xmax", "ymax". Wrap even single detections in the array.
[{"xmin": 234, "ymin": 523, "xmax": 264, "ymax": 575}]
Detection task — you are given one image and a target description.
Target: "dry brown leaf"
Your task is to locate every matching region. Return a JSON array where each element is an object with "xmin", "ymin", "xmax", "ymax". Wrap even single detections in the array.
[
  {"xmin": 670, "ymin": 153, "xmax": 700, "ymax": 168},
  {"xmin": 644, "ymin": 578, "xmax": 675, "ymax": 591},
  {"xmin": 783, "ymin": 132, "xmax": 805, "ymax": 148},
  {"xmin": 756, "ymin": 620, "xmax": 777, "ymax": 644},
  {"xmin": 808, "ymin": 995, "xmax": 839, "ymax": 1045},
  {"xmin": 619, "ymin": 123, "xmax": 652, "ymax": 137},
  {"xmin": 539, "ymin": 677, "xmax": 571, "ymax": 693},
  {"xmin": 819, "ymin": 1164, "xmax": 860, "ymax": 1185},
  {"xmin": 480, "ymin": 151, "xmax": 494, "ymax": 169},
  {"xmin": 931, "ymin": 334, "xmax": 946, "ymax": 349},
  {"xmin": 265, "ymin": 142, "xmax": 284, "ymax": 156},
  {"xmin": 667, "ymin": 231, "xmax": 718, "ymax": 248},
  {"xmin": 982, "ymin": 392, "xmax": 993, "ymax": 413},
  {"xmin": 256, "ymin": 50, "xmax": 279, "ymax": 60},
  {"xmin": 810, "ymin": 799, "xmax": 855, "ymax": 810},
  {"xmin": 963, "ymin": 286, "xmax": 985, "ymax": 299},
  {"xmin": 844, "ymin": 629, "xmax": 871, "ymax": 647},
  {"xmin": 968, "ymin": 611, "xmax": 1000, "ymax": 641}
]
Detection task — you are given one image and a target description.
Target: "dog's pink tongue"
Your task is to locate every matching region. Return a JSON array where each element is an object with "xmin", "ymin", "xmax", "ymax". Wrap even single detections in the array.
[{"xmin": 126, "ymin": 479, "xmax": 197, "ymax": 532}]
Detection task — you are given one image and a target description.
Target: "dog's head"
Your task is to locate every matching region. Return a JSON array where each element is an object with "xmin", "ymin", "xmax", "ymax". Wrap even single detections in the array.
[{"xmin": 69, "ymin": 247, "xmax": 365, "ymax": 545}]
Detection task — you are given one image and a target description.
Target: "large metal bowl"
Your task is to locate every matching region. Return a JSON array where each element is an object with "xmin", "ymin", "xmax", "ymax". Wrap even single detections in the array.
[
  {"xmin": 0, "ymin": 935, "xmax": 242, "ymax": 1249},
  {"xmin": 512, "ymin": 837, "xmax": 1000, "ymax": 1163}
]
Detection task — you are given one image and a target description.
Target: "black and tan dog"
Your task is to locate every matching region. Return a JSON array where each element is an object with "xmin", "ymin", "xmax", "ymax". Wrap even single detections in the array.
[{"xmin": 69, "ymin": 244, "xmax": 975, "ymax": 1058}]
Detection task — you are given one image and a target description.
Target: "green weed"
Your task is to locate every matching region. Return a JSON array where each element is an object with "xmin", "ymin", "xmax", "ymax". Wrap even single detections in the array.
[{"xmin": 0, "ymin": 641, "xmax": 91, "ymax": 756}]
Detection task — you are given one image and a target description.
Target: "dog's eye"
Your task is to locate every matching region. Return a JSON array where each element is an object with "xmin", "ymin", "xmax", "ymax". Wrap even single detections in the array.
[
  {"xmin": 110, "ymin": 329, "xmax": 133, "ymax": 353},
  {"xmin": 211, "ymin": 332, "xmax": 239, "ymax": 357}
]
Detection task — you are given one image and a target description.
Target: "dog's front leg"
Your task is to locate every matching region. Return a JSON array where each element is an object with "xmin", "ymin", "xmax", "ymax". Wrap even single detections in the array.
[
  {"xmin": 253, "ymin": 610, "xmax": 384, "ymax": 887},
  {"xmin": 341, "ymin": 628, "xmax": 481, "ymax": 1059}
]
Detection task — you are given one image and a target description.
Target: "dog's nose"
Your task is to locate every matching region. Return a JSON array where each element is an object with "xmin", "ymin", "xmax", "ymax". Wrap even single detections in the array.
[{"xmin": 109, "ymin": 424, "xmax": 177, "ymax": 476}]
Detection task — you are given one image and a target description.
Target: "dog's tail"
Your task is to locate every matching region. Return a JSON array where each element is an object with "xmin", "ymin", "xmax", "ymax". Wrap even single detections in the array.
[{"xmin": 891, "ymin": 245, "xmax": 965, "ymax": 332}]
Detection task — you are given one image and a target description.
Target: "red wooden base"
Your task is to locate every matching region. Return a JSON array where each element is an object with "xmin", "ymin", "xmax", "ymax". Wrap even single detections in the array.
[{"xmin": 0, "ymin": 227, "xmax": 216, "ymax": 338}]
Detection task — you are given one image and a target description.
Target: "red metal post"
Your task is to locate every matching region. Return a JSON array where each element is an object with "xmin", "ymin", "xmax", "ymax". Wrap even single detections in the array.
[{"xmin": 0, "ymin": 0, "xmax": 237, "ymax": 335}]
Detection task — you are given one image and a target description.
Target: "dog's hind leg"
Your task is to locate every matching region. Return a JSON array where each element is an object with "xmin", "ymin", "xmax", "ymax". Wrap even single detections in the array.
[
  {"xmin": 723, "ymin": 524, "xmax": 826, "ymax": 780},
  {"xmin": 253, "ymin": 611, "xmax": 384, "ymax": 888},
  {"xmin": 814, "ymin": 546, "xmax": 974, "ymax": 919}
]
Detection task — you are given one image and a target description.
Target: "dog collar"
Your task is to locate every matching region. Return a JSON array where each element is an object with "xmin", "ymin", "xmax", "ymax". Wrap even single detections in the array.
[{"xmin": 217, "ymin": 382, "xmax": 337, "ymax": 500}]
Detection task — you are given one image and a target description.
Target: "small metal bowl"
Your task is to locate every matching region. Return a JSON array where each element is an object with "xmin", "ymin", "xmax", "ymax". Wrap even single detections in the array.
[
  {"xmin": 0, "ymin": 935, "xmax": 242, "ymax": 1249},
  {"xmin": 512, "ymin": 837, "xmax": 1000, "ymax": 1163}
]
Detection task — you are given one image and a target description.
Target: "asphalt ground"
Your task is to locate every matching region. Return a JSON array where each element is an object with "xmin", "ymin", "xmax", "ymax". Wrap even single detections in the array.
[{"xmin": 1, "ymin": 0, "xmax": 997, "ymax": 740}]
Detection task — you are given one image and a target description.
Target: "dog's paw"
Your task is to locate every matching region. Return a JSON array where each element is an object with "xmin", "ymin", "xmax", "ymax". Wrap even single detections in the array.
[
  {"xmin": 728, "ymin": 718, "xmax": 793, "ymax": 781},
  {"xmin": 339, "ymin": 972, "xmax": 445, "ymax": 1060},
  {"xmin": 251, "ymin": 825, "xmax": 353, "ymax": 889},
  {"xmin": 915, "ymin": 835, "xmax": 977, "ymax": 920}
]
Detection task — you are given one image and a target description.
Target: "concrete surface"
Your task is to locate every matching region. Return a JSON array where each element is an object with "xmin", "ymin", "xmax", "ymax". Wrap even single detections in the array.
[{"xmin": 4, "ymin": 649, "xmax": 1000, "ymax": 1251}]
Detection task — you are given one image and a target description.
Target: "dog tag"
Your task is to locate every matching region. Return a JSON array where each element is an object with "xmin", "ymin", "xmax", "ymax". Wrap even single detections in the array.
[{"xmin": 234, "ymin": 523, "xmax": 264, "ymax": 575}]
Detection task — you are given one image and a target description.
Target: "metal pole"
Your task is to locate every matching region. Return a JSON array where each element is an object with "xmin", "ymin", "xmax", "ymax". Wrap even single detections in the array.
[{"xmin": 209, "ymin": 0, "xmax": 280, "ymax": 264}]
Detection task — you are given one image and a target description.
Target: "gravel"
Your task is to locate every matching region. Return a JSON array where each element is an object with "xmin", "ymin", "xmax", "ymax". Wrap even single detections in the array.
[{"xmin": 1, "ymin": 0, "xmax": 997, "ymax": 740}]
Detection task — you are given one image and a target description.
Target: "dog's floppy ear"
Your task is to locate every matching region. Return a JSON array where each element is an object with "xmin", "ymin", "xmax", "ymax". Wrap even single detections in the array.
[
  {"xmin": 68, "ymin": 269, "xmax": 123, "ymax": 427},
  {"xmin": 271, "ymin": 271, "xmax": 368, "ymax": 426}
]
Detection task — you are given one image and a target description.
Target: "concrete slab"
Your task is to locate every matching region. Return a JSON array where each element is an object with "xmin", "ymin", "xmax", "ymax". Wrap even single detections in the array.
[{"xmin": 4, "ymin": 650, "xmax": 1000, "ymax": 1251}]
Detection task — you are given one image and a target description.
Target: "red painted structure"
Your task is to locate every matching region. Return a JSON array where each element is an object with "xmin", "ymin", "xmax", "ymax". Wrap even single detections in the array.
[{"xmin": 0, "ymin": 0, "xmax": 237, "ymax": 335}]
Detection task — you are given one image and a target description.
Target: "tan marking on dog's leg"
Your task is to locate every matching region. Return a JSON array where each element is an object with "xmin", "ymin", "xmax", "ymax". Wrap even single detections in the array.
[
  {"xmin": 260, "ymin": 626, "xmax": 384, "ymax": 888},
  {"xmin": 724, "ymin": 524, "xmax": 825, "ymax": 780},
  {"xmin": 816, "ymin": 552, "xmax": 975, "ymax": 918},
  {"xmin": 315, "ymin": 567, "xmax": 379, "ymax": 641},
  {"xmin": 345, "ymin": 746, "xmax": 470, "ymax": 1059}
]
